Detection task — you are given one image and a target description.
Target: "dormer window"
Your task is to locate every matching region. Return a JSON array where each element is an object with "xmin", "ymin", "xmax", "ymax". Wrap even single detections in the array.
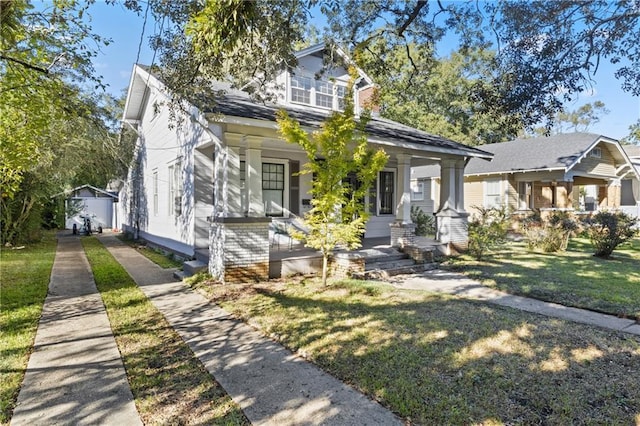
[
  {"xmin": 315, "ymin": 80, "xmax": 333, "ymax": 108},
  {"xmin": 289, "ymin": 73, "xmax": 347, "ymax": 111},
  {"xmin": 291, "ymin": 75, "xmax": 311, "ymax": 104}
]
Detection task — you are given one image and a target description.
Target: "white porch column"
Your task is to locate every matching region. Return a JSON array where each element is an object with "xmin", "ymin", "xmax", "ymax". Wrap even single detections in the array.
[
  {"xmin": 227, "ymin": 147, "xmax": 242, "ymax": 216},
  {"xmin": 213, "ymin": 143, "xmax": 228, "ymax": 218},
  {"xmin": 395, "ymin": 154, "xmax": 412, "ymax": 224},
  {"xmin": 438, "ymin": 158, "xmax": 456, "ymax": 212},
  {"xmin": 435, "ymin": 157, "xmax": 469, "ymax": 255},
  {"xmin": 455, "ymin": 159, "xmax": 466, "ymax": 211},
  {"xmin": 246, "ymin": 146, "xmax": 264, "ymax": 217}
]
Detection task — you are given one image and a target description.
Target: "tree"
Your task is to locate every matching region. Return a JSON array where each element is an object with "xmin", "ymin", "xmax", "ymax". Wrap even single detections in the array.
[
  {"xmin": 359, "ymin": 42, "xmax": 524, "ymax": 145},
  {"xmin": 136, "ymin": 0, "xmax": 638, "ymax": 134},
  {"xmin": 276, "ymin": 73, "xmax": 388, "ymax": 285},
  {"xmin": 1, "ymin": 1, "xmax": 129, "ymax": 243},
  {"xmin": 531, "ymin": 101, "xmax": 610, "ymax": 136},
  {"xmin": 621, "ymin": 120, "xmax": 640, "ymax": 145}
]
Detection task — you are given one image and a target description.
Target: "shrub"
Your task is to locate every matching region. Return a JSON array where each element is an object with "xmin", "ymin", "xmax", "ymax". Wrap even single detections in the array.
[
  {"xmin": 524, "ymin": 211, "xmax": 579, "ymax": 252},
  {"xmin": 582, "ymin": 211, "xmax": 638, "ymax": 258},
  {"xmin": 467, "ymin": 206, "xmax": 510, "ymax": 260},
  {"xmin": 410, "ymin": 206, "xmax": 435, "ymax": 237}
]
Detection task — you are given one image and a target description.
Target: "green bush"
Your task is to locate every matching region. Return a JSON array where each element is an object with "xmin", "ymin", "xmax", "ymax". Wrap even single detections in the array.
[
  {"xmin": 410, "ymin": 206, "xmax": 435, "ymax": 237},
  {"xmin": 467, "ymin": 206, "xmax": 510, "ymax": 260},
  {"xmin": 524, "ymin": 211, "xmax": 579, "ymax": 253},
  {"xmin": 582, "ymin": 211, "xmax": 638, "ymax": 258}
]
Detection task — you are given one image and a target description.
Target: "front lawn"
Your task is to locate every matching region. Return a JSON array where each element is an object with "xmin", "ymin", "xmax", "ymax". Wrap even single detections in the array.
[
  {"xmin": 0, "ymin": 232, "xmax": 57, "ymax": 424},
  {"xmin": 444, "ymin": 236, "xmax": 640, "ymax": 319},
  {"xmin": 193, "ymin": 277, "xmax": 640, "ymax": 425},
  {"xmin": 81, "ymin": 237, "xmax": 247, "ymax": 425}
]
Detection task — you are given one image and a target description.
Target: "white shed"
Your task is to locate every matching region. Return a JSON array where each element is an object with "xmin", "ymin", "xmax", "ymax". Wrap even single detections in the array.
[{"xmin": 61, "ymin": 185, "xmax": 119, "ymax": 230}]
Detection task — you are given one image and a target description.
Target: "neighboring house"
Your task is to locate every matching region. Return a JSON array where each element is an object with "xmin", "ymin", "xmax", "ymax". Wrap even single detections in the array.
[
  {"xmin": 55, "ymin": 184, "xmax": 119, "ymax": 230},
  {"xmin": 412, "ymin": 133, "xmax": 640, "ymax": 222},
  {"xmin": 621, "ymin": 144, "xmax": 640, "ymax": 218},
  {"xmin": 119, "ymin": 43, "xmax": 492, "ymax": 282}
]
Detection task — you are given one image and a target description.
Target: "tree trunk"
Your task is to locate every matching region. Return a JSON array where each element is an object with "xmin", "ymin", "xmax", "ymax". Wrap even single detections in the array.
[{"xmin": 322, "ymin": 253, "xmax": 329, "ymax": 286}]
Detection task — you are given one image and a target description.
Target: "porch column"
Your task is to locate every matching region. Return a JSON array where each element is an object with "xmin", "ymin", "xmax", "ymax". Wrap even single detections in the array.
[
  {"xmin": 227, "ymin": 147, "xmax": 242, "ymax": 216},
  {"xmin": 246, "ymin": 146, "xmax": 264, "ymax": 217},
  {"xmin": 213, "ymin": 143, "xmax": 228, "ymax": 218},
  {"xmin": 395, "ymin": 154, "xmax": 412, "ymax": 223},
  {"xmin": 435, "ymin": 157, "xmax": 469, "ymax": 255},
  {"xmin": 390, "ymin": 154, "xmax": 415, "ymax": 248},
  {"xmin": 438, "ymin": 158, "xmax": 456, "ymax": 212},
  {"xmin": 455, "ymin": 159, "xmax": 465, "ymax": 211}
]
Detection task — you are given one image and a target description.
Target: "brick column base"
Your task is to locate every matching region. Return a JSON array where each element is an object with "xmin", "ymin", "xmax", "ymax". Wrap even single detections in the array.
[
  {"xmin": 390, "ymin": 221, "xmax": 416, "ymax": 248},
  {"xmin": 209, "ymin": 217, "xmax": 271, "ymax": 283}
]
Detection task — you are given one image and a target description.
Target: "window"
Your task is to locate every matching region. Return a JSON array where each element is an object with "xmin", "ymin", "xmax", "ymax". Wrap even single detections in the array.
[
  {"xmin": 485, "ymin": 179, "xmax": 502, "ymax": 208},
  {"xmin": 290, "ymin": 74, "xmax": 347, "ymax": 110},
  {"xmin": 411, "ymin": 180, "xmax": 424, "ymax": 201},
  {"xmin": 518, "ymin": 181, "xmax": 533, "ymax": 210},
  {"xmin": 336, "ymin": 85, "xmax": 346, "ymax": 110},
  {"xmin": 152, "ymin": 170, "xmax": 158, "ymax": 215},
  {"xmin": 590, "ymin": 147, "xmax": 602, "ymax": 158},
  {"xmin": 168, "ymin": 160, "xmax": 182, "ymax": 216},
  {"xmin": 262, "ymin": 163, "xmax": 285, "ymax": 217},
  {"xmin": 315, "ymin": 80, "xmax": 333, "ymax": 108},
  {"xmin": 379, "ymin": 171, "xmax": 395, "ymax": 215},
  {"xmin": 290, "ymin": 75, "xmax": 311, "ymax": 104}
]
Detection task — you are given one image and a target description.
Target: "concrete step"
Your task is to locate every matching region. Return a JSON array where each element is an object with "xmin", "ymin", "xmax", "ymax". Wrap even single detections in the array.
[
  {"xmin": 364, "ymin": 258, "xmax": 416, "ymax": 271},
  {"xmin": 194, "ymin": 248, "xmax": 209, "ymax": 264},
  {"xmin": 354, "ymin": 263, "xmax": 436, "ymax": 281},
  {"xmin": 183, "ymin": 259, "xmax": 207, "ymax": 278}
]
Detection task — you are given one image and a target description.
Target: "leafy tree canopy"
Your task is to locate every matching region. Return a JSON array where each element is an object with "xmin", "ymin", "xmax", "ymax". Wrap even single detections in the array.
[
  {"xmin": 1, "ymin": 0, "xmax": 134, "ymax": 243},
  {"xmin": 129, "ymin": 0, "xmax": 639, "ymax": 136}
]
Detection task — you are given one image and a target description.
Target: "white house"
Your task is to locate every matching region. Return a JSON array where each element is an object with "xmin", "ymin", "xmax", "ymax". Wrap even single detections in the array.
[
  {"xmin": 119, "ymin": 43, "xmax": 492, "ymax": 282},
  {"xmin": 621, "ymin": 144, "xmax": 640, "ymax": 218}
]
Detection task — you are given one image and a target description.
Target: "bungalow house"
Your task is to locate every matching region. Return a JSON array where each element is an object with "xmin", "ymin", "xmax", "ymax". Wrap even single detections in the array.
[
  {"xmin": 411, "ymin": 133, "xmax": 640, "ymax": 224},
  {"xmin": 118, "ymin": 43, "xmax": 492, "ymax": 282}
]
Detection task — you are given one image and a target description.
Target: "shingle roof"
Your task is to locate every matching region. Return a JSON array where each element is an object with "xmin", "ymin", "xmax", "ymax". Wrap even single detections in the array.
[
  {"xmin": 463, "ymin": 133, "xmax": 610, "ymax": 175},
  {"xmin": 412, "ymin": 133, "xmax": 620, "ymax": 179},
  {"xmin": 205, "ymin": 83, "xmax": 492, "ymax": 159}
]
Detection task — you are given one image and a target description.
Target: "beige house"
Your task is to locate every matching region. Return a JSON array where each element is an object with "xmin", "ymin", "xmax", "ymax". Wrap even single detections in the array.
[{"xmin": 412, "ymin": 133, "xmax": 640, "ymax": 222}]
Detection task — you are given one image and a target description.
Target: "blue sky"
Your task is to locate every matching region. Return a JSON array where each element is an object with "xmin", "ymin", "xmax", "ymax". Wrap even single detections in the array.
[{"xmin": 88, "ymin": 2, "xmax": 639, "ymax": 140}]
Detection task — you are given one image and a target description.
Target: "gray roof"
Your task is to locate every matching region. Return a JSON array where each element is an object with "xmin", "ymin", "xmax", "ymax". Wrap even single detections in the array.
[
  {"xmin": 463, "ymin": 133, "xmax": 611, "ymax": 175},
  {"xmin": 623, "ymin": 144, "xmax": 640, "ymax": 159},
  {"xmin": 206, "ymin": 86, "xmax": 491, "ymax": 159},
  {"xmin": 413, "ymin": 133, "xmax": 621, "ymax": 179},
  {"xmin": 133, "ymin": 66, "xmax": 492, "ymax": 160}
]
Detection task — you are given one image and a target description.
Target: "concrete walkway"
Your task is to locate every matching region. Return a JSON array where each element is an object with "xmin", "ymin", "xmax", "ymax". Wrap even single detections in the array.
[
  {"xmin": 392, "ymin": 270, "xmax": 640, "ymax": 336},
  {"xmin": 11, "ymin": 233, "xmax": 141, "ymax": 426},
  {"xmin": 98, "ymin": 234, "xmax": 402, "ymax": 426}
]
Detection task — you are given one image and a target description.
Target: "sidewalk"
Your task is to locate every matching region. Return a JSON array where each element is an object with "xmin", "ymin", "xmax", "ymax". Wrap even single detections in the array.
[
  {"xmin": 11, "ymin": 233, "xmax": 141, "ymax": 426},
  {"xmin": 98, "ymin": 234, "xmax": 402, "ymax": 426},
  {"xmin": 392, "ymin": 270, "xmax": 640, "ymax": 336}
]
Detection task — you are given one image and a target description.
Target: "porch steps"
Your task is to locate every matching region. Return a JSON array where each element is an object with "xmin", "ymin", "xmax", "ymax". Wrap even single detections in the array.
[
  {"xmin": 174, "ymin": 259, "xmax": 207, "ymax": 281},
  {"xmin": 353, "ymin": 248, "xmax": 435, "ymax": 280}
]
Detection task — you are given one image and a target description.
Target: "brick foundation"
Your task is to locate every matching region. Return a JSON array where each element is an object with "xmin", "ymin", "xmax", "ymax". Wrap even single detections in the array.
[{"xmin": 331, "ymin": 252, "xmax": 365, "ymax": 279}]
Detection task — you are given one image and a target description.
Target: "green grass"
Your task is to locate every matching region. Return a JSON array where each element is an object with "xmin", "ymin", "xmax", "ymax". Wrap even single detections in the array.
[
  {"xmin": 444, "ymin": 236, "xmax": 640, "ymax": 319},
  {"xmin": 116, "ymin": 234, "xmax": 182, "ymax": 269},
  {"xmin": 81, "ymin": 237, "xmax": 247, "ymax": 425},
  {"xmin": 0, "ymin": 231, "xmax": 57, "ymax": 424},
  {"xmin": 195, "ymin": 277, "xmax": 640, "ymax": 425}
]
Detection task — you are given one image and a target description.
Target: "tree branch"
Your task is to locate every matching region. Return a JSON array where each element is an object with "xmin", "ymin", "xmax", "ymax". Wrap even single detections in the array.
[
  {"xmin": 0, "ymin": 54, "xmax": 49, "ymax": 74},
  {"xmin": 397, "ymin": 1, "xmax": 428, "ymax": 37}
]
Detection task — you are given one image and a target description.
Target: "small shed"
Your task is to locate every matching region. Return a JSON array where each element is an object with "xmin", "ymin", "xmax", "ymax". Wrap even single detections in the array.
[{"xmin": 59, "ymin": 185, "xmax": 119, "ymax": 230}]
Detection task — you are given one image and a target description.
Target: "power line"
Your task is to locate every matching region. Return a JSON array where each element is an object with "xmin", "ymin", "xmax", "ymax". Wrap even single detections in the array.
[{"xmin": 135, "ymin": 0, "xmax": 151, "ymax": 65}]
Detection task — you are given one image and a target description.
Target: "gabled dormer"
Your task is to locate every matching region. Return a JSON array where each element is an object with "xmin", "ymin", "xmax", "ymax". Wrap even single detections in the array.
[{"xmin": 275, "ymin": 43, "xmax": 376, "ymax": 115}]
